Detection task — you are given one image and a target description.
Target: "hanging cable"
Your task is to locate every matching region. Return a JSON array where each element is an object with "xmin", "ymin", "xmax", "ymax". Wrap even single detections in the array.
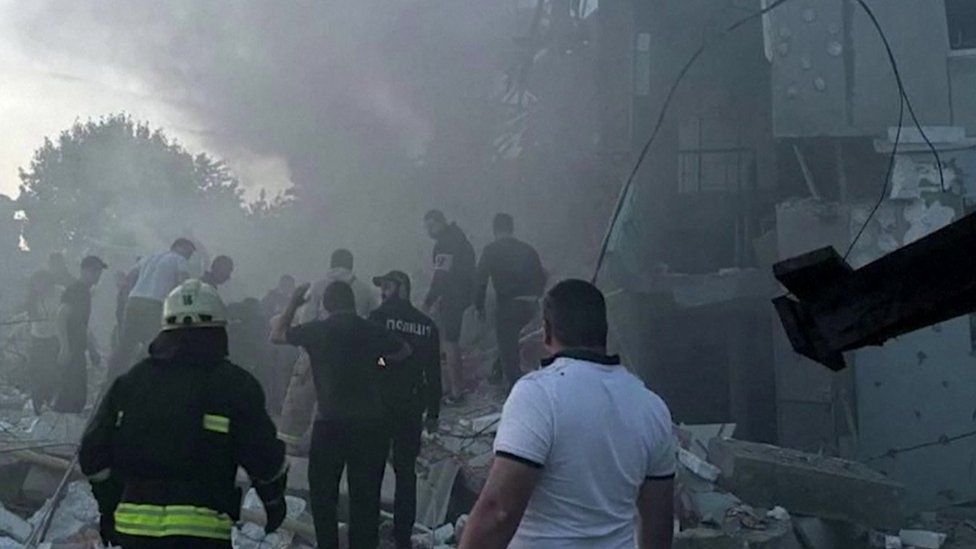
[
  {"xmin": 843, "ymin": 0, "xmax": 948, "ymax": 259},
  {"xmin": 591, "ymin": 0, "xmax": 794, "ymax": 284}
]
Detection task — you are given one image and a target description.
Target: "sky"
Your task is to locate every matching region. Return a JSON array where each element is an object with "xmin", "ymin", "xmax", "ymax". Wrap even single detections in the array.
[{"xmin": 0, "ymin": 0, "xmax": 291, "ymax": 200}]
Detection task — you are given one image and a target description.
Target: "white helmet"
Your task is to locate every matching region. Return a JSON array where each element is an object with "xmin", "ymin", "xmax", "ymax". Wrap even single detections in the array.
[{"xmin": 162, "ymin": 279, "xmax": 227, "ymax": 331}]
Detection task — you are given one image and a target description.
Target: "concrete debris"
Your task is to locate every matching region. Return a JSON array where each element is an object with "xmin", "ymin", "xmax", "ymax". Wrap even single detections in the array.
[
  {"xmin": 432, "ymin": 522, "xmax": 455, "ymax": 545},
  {"xmin": 679, "ymin": 448, "xmax": 721, "ymax": 482},
  {"xmin": 709, "ymin": 438, "xmax": 905, "ymax": 528},
  {"xmin": 457, "ymin": 413, "xmax": 501, "ymax": 434},
  {"xmin": 416, "ymin": 459, "xmax": 461, "ymax": 529},
  {"xmin": 0, "ymin": 502, "xmax": 31, "ymax": 542},
  {"xmin": 28, "ymin": 481, "xmax": 99, "ymax": 543},
  {"xmin": 767, "ymin": 506, "xmax": 791, "ymax": 521},
  {"xmin": 687, "ymin": 491, "xmax": 740, "ymax": 525},
  {"xmin": 234, "ymin": 489, "xmax": 311, "ymax": 549},
  {"xmin": 870, "ymin": 531, "xmax": 904, "ymax": 549},
  {"xmin": 898, "ymin": 529, "xmax": 947, "ymax": 549}
]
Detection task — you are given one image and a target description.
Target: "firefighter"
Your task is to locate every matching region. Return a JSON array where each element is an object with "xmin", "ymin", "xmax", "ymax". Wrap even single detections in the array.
[{"xmin": 79, "ymin": 279, "xmax": 288, "ymax": 548}]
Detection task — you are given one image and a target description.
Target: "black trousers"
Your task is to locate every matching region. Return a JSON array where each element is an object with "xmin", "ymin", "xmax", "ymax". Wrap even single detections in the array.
[
  {"xmin": 387, "ymin": 402, "xmax": 423, "ymax": 547},
  {"xmin": 309, "ymin": 417, "xmax": 388, "ymax": 549},
  {"xmin": 53, "ymin": 352, "xmax": 87, "ymax": 413},
  {"xmin": 495, "ymin": 299, "xmax": 536, "ymax": 388},
  {"xmin": 29, "ymin": 336, "xmax": 60, "ymax": 412}
]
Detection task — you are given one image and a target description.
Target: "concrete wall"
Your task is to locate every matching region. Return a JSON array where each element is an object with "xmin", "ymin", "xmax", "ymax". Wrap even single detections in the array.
[{"xmin": 770, "ymin": 0, "xmax": 954, "ymax": 137}]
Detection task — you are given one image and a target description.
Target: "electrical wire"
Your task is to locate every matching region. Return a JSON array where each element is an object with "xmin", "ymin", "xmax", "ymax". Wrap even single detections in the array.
[
  {"xmin": 844, "ymin": 97, "xmax": 903, "ymax": 260},
  {"xmin": 591, "ymin": 0, "xmax": 794, "ymax": 284},
  {"xmin": 842, "ymin": 0, "xmax": 947, "ymax": 259},
  {"xmin": 591, "ymin": 0, "xmax": 949, "ymax": 282}
]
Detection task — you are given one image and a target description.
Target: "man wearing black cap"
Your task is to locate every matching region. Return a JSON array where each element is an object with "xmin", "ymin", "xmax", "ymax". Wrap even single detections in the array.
[
  {"xmin": 370, "ymin": 271, "xmax": 441, "ymax": 549},
  {"xmin": 55, "ymin": 255, "xmax": 107, "ymax": 413}
]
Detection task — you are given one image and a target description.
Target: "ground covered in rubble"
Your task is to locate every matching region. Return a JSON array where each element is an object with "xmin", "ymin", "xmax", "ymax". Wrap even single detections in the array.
[{"xmin": 1, "ymin": 362, "xmax": 976, "ymax": 548}]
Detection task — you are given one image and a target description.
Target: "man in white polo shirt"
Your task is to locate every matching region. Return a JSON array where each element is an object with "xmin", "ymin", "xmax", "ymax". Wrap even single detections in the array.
[
  {"xmin": 107, "ymin": 238, "xmax": 195, "ymax": 380},
  {"xmin": 460, "ymin": 279, "xmax": 676, "ymax": 549}
]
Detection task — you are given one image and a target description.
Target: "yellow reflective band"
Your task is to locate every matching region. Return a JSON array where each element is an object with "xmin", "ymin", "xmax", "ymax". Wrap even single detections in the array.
[
  {"xmin": 277, "ymin": 431, "xmax": 302, "ymax": 445},
  {"xmin": 202, "ymin": 414, "xmax": 230, "ymax": 434},
  {"xmin": 114, "ymin": 503, "xmax": 233, "ymax": 541},
  {"xmin": 115, "ymin": 411, "xmax": 124, "ymax": 427}
]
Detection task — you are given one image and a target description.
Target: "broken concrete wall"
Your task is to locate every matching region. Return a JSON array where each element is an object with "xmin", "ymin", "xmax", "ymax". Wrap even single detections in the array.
[
  {"xmin": 773, "ymin": 199, "xmax": 856, "ymax": 454},
  {"xmin": 844, "ymin": 195, "xmax": 976, "ymax": 512},
  {"xmin": 769, "ymin": 0, "xmax": 953, "ymax": 137}
]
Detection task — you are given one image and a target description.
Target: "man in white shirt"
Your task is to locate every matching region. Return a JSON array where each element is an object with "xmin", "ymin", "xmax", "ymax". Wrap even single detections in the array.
[
  {"xmin": 460, "ymin": 279, "xmax": 676, "ymax": 549},
  {"xmin": 106, "ymin": 238, "xmax": 195, "ymax": 380}
]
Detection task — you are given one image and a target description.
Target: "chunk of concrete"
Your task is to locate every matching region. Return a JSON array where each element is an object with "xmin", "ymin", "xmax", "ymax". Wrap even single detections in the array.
[
  {"xmin": 709, "ymin": 438, "xmax": 905, "ymax": 528},
  {"xmin": 679, "ymin": 448, "xmax": 721, "ymax": 482},
  {"xmin": 416, "ymin": 459, "xmax": 460, "ymax": 529},
  {"xmin": 898, "ymin": 529, "xmax": 946, "ymax": 549},
  {"xmin": 0, "ymin": 504, "xmax": 31, "ymax": 542}
]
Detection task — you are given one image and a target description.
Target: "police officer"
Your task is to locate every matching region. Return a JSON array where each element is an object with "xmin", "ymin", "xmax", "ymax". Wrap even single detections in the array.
[
  {"xmin": 80, "ymin": 280, "xmax": 287, "ymax": 548},
  {"xmin": 370, "ymin": 271, "xmax": 441, "ymax": 549}
]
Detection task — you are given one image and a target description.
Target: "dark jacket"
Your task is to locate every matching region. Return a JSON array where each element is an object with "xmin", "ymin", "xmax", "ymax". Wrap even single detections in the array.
[
  {"xmin": 79, "ymin": 328, "xmax": 286, "ymax": 545},
  {"xmin": 475, "ymin": 236, "xmax": 546, "ymax": 312},
  {"xmin": 425, "ymin": 223, "xmax": 477, "ymax": 309},
  {"xmin": 369, "ymin": 298, "xmax": 441, "ymax": 419}
]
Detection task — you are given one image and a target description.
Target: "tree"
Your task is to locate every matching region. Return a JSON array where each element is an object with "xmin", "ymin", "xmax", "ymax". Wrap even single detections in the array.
[{"xmin": 17, "ymin": 114, "xmax": 246, "ymax": 258}]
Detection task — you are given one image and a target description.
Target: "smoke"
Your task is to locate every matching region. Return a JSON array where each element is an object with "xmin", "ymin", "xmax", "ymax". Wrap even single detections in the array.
[{"xmin": 10, "ymin": 1, "xmax": 608, "ymax": 303}]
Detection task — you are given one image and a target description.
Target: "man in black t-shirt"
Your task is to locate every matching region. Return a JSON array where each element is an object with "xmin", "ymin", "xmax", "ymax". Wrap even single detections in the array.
[
  {"xmin": 271, "ymin": 281, "xmax": 410, "ymax": 549},
  {"xmin": 476, "ymin": 213, "xmax": 546, "ymax": 388},
  {"xmin": 56, "ymin": 255, "xmax": 107, "ymax": 413}
]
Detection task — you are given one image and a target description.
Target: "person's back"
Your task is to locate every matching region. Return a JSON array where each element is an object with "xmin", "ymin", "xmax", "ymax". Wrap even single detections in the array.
[
  {"xmin": 460, "ymin": 280, "xmax": 676, "ymax": 549},
  {"xmin": 293, "ymin": 312, "xmax": 391, "ymax": 421},
  {"xmin": 129, "ymin": 251, "xmax": 186, "ymax": 301},
  {"xmin": 481, "ymin": 236, "xmax": 545, "ymax": 302},
  {"xmin": 80, "ymin": 281, "xmax": 287, "ymax": 547},
  {"xmin": 497, "ymin": 352, "xmax": 674, "ymax": 548}
]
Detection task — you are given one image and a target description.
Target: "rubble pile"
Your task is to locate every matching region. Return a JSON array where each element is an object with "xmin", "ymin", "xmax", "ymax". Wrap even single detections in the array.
[{"xmin": 0, "ymin": 376, "xmax": 974, "ymax": 548}]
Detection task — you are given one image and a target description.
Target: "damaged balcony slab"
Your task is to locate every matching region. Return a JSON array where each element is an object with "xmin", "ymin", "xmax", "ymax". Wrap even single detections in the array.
[
  {"xmin": 709, "ymin": 438, "xmax": 905, "ymax": 528},
  {"xmin": 772, "ymin": 211, "xmax": 976, "ymax": 370}
]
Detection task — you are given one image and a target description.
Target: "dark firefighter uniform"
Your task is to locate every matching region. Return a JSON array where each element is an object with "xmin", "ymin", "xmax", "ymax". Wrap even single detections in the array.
[
  {"xmin": 79, "ymin": 281, "xmax": 287, "ymax": 548},
  {"xmin": 370, "ymin": 271, "xmax": 441, "ymax": 548}
]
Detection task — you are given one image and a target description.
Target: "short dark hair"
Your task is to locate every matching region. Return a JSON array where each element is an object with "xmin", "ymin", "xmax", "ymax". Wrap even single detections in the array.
[
  {"xmin": 424, "ymin": 209, "xmax": 447, "ymax": 224},
  {"xmin": 212, "ymin": 255, "xmax": 233, "ymax": 270},
  {"xmin": 493, "ymin": 213, "xmax": 514, "ymax": 234},
  {"xmin": 543, "ymin": 279, "xmax": 608, "ymax": 348},
  {"xmin": 331, "ymin": 249, "xmax": 354, "ymax": 270},
  {"xmin": 172, "ymin": 238, "xmax": 196, "ymax": 253},
  {"xmin": 322, "ymin": 281, "xmax": 356, "ymax": 313},
  {"xmin": 80, "ymin": 255, "xmax": 108, "ymax": 271}
]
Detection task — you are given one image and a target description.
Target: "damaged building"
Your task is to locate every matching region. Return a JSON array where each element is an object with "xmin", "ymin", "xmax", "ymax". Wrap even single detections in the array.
[{"xmin": 599, "ymin": 0, "xmax": 976, "ymax": 519}]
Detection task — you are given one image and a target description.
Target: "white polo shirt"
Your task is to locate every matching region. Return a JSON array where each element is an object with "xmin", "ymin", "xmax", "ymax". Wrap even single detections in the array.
[
  {"xmin": 129, "ymin": 251, "xmax": 190, "ymax": 302},
  {"xmin": 493, "ymin": 351, "xmax": 677, "ymax": 549}
]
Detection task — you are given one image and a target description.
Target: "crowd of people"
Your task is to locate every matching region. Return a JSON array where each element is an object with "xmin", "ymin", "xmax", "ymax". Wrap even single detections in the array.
[{"xmin": 27, "ymin": 208, "xmax": 677, "ymax": 549}]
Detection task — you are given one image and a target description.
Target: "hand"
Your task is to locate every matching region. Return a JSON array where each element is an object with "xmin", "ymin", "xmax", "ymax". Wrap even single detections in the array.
[
  {"xmin": 476, "ymin": 307, "xmax": 486, "ymax": 322},
  {"xmin": 89, "ymin": 350, "xmax": 102, "ymax": 367},
  {"xmin": 290, "ymin": 283, "xmax": 311, "ymax": 307},
  {"xmin": 263, "ymin": 497, "xmax": 287, "ymax": 535},
  {"xmin": 425, "ymin": 416, "xmax": 439, "ymax": 435}
]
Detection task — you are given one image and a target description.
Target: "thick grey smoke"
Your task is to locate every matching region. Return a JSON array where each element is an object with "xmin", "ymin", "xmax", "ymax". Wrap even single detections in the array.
[{"xmin": 11, "ymin": 1, "xmax": 606, "ymax": 302}]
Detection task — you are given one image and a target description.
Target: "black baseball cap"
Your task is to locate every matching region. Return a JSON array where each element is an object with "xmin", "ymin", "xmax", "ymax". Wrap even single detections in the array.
[
  {"xmin": 81, "ymin": 255, "xmax": 108, "ymax": 271},
  {"xmin": 373, "ymin": 270, "xmax": 411, "ymax": 295}
]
